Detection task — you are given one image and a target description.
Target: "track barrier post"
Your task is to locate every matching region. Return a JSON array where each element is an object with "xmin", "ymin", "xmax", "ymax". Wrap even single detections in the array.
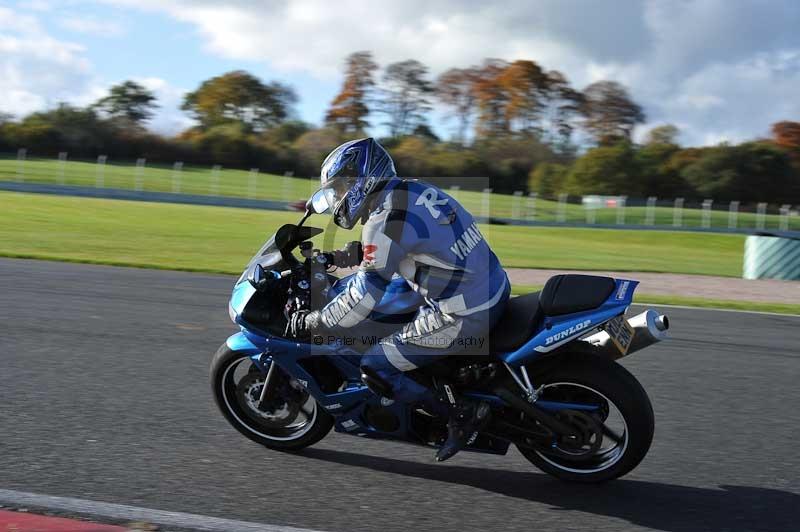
[
  {"xmin": 673, "ymin": 197, "xmax": 684, "ymax": 227},
  {"xmin": 557, "ymin": 193, "xmax": 567, "ymax": 223},
  {"xmin": 512, "ymin": 191, "xmax": 522, "ymax": 219},
  {"xmin": 527, "ymin": 192, "xmax": 537, "ymax": 221},
  {"xmin": 134, "ymin": 158, "xmax": 145, "ymax": 191},
  {"xmin": 57, "ymin": 152, "xmax": 67, "ymax": 185},
  {"xmin": 95, "ymin": 155, "xmax": 107, "ymax": 188},
  {"xmin": 16, "ymin": 148, "xmax": 26, "ymax": 182},
  {"xmin": 172, "ymin": 162, "xmax": 183, "ymax": 193},
  {"xmin": 645, "ymin": 196, "xmax": 656, "ymax": 226},
  {"xmin": 728, "ymin": 201, "xmax": 739, "ymax": 229}
]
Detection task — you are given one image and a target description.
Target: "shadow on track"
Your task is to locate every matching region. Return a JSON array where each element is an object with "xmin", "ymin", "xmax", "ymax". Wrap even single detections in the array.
[{"xmin": 300, "ymin": 448, "xmax": 798, "ymax": 532}]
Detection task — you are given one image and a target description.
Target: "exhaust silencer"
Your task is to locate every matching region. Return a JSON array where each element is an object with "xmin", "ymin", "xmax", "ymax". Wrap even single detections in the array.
[{"xmin": 582, "ymin": 309, "xmax": 669, "ymax": 360}]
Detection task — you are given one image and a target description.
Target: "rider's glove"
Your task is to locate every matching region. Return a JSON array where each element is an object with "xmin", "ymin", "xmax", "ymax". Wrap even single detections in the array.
[
  {"xmin": 287, "ymin": 309, "xmax": 322, "ymax": 339},
  {"xmin": 332, "ymin": 241, "xmax": 363, "ymax": 268}
]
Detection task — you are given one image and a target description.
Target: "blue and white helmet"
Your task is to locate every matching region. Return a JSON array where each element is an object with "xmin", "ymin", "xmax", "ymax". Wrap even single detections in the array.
[{"xmin": 317, "ymin": 138, "xmax": 397, "ymax": 229}]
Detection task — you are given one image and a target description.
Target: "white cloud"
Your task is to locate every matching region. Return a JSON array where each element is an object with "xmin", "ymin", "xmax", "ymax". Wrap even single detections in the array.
[
  {"xmin": 98, "ymin": 0, "xmax": 800, "ymax": 145},
  {"xmin": 60, "ymin": 16, "xmax": 125, "ymax": 37},
  {"xmin": 0, "ymin": 6, "xmax": 95, "ymax": 117},
  {"xmin": 17, "ymin": 0, "xmax": 53, "ymax": 12},
  {"xmin": 0, "ymin": 5, "xmax": 189, "ymax": 135},
  {"xmin": 134, "ymin": 76, "xmax": 195, "ymax": 134},
  {"xmin": 661, "ymin": 51, "xmax": 800, "ymax": 144},
  {"xmin": 102, "ymin": 0, "xmax": 601, "ymax": 79},
  {"xmin": 3, "ymin": 0, "xmax": 798, "ymax": 145}
]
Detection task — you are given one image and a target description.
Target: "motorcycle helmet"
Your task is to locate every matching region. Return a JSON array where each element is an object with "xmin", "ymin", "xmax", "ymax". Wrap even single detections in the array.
[{"xmin": 316, "ymin": 138, "xmax": 397, "ymax": 229}]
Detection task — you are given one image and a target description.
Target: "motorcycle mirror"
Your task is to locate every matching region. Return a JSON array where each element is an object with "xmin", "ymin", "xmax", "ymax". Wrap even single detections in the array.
[
  {"xmin": 308, "ymin": 189, "xmax": 331, "ymax": 215},
  {"xmin": 247, "ymin": 264, "xmax": 267, "ymax": 290}
]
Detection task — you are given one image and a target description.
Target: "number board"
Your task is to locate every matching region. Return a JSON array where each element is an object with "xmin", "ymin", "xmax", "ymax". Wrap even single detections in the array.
[{"xmin": 605, "ymin": 314, "xmax": 636, "ymax": 356}]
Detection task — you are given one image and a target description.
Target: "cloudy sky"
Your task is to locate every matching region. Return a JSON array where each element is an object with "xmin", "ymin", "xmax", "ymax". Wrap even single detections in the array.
[{"xmin": 1, "ymin": 0, "xmax": 799, "ymax": 145}]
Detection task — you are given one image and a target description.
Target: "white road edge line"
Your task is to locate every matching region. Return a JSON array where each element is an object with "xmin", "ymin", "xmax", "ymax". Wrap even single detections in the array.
[
  {"xmin": 0, "ymin": 489, "xmax": 328, "ymax": 532},
  {"xmin": 632, "ymin": 302, "xmax": 800, "ymax": 318}
]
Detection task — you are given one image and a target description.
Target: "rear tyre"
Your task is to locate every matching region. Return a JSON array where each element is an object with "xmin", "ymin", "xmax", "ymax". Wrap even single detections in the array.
[
  {"xmin": 518, "ymin": 352, "xmax": 654, "ymax": 483},
  {"xmin": 210, "ymin": 343, "xmax": 334, "ymax": 451}
]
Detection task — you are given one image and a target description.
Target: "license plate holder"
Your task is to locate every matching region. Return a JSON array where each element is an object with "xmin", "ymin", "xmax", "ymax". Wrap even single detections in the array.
[{"xmin": 605, "ymin": 314, "xmax": 636, "ymax": 356}]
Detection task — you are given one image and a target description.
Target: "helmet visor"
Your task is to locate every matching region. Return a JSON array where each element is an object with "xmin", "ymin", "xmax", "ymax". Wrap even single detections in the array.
[{"xmin": 310, "ymin": 175, "xmax": 356, "ymax": 214}]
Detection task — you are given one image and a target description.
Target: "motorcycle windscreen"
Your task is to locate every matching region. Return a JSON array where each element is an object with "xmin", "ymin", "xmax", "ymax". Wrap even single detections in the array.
[{"xmin": 236, "ymin": 234, "xmax": 283, "ymax": 285}]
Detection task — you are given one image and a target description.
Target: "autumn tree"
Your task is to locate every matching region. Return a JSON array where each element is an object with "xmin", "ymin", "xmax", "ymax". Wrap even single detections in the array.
[
  {"xmin": 681, "ymin": 142, "xmax": 796, "ymax": 202},
  {"xmin": 378, "ymin": 59, "xmax": 434, "ymax": 137},
  {"xmin": 541, "ymin": 70, "xmax": 584, "ymax": 146},
  {"xmin": 325, "ymin": 51, "xmax": 378, "ymax": 134},
  {"xmin": 472, "ymin": 59, "xmax": 510, "ymax": 138},
  {"xmin": 12, "ymin": 103, "xmax": 114, "ymax": 154},
  {"xmin": 772, "ymin": 121, "xmax": 800, "ymax": 151},
  {"xmin": 93, "ymin": 81, "xmax": 158, "ymax": 125},
  {"xmin": 435, "ymin": 67, "xmax": 480, "ymax": 143},
  {"xmin": 771, "ymin": 121, "xmax": 800, "ymax": 189},
  {"xmin": 634, "ymin": 141, "xmax": 691, "ymax": 197},
  {"xmin": 292, "ymin": 127, "xmax": 346, "ymax": 175},
  {"xmin": 580, "ymin": 81, "xmax": 645, "ymax": 144},
  {"xmin": 645, "ymin": 124, "xmax": 680, "ymax": 145},
  {"xmin": 472, "ymin": 60, "xmax": 583, "ymax": 143},
  {"xmin": 496, "ymin": 60, "xmax": 550, "ymax": 134},
  {"xmin": 529, "ymin": 162, "xmax": 568, "ymax": 197},
  {"xmin": 564, "ymin": 142, "xmax": 640, "ymax": 195},
  {"xmin": 182, "ymin": 71, "xmax": 297, "ymax": 132}
]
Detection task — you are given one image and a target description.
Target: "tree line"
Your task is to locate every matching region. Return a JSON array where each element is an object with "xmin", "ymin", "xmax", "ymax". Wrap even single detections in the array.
[{"xmin": 0, "ymin": 51, "xmax": 798, "ymax": 203}]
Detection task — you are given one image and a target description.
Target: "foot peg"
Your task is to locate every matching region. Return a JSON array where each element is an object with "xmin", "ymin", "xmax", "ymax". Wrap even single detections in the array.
[{"xmin": 435, "ymin": 401, "xmax": 491, "ymax": 462}]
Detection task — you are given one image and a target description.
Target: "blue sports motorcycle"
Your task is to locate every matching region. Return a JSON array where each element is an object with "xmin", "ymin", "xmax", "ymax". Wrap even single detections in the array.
[{"xmin": 211, "ymin": 203, "xmax": 670, "ymax": 482}]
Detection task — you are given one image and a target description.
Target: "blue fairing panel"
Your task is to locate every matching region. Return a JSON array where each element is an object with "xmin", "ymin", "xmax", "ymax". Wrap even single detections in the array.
[
  {"xmin": 501, "ymin": 279, "xmax": 638, "ymax": 366},
  {"xmin": 229, "ymin": 281, "xmax": 256, "ymax": 326},
  {"xmin": 226, "ymin": 330, "xmax": 268, "ymax": 355}
]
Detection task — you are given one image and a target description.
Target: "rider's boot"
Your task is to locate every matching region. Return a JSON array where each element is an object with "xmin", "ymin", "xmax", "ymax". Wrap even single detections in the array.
[{"xmin": 434, "ymin": 384, "xmax": 491, "ymax": 462}]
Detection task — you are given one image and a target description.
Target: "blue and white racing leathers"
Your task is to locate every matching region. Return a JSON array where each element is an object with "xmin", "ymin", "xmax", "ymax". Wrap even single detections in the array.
[{"xmin": 320, "ymin": 178, "xmax": 510, "ymax": 403}]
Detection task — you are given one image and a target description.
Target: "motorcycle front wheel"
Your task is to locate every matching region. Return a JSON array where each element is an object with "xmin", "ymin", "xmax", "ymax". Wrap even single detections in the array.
[
  {"xmin": 518, "ymin": 352, "xmax": 654, "ymax": 483},
  {"xmin": 210, "ymin": 344, "xmax": 334, "ymax": 450}
]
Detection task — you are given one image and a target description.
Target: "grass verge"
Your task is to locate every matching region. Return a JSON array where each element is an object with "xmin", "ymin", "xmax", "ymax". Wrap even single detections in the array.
[
  {"xmin": 509, "ymin": 284, "xmax": 800, "ymax": 315},
  {"xmin": 0, "ymin": 191, "xmax": 792, "ymax": 314},
  {"xmin": 0, "ymin": 191, "xmax": 746, "ymax": 276}
]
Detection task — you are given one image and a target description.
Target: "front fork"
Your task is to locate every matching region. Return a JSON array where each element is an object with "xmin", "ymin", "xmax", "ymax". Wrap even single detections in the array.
[
  {"xmin": 250, "ymin": 352, "xmax": 306, "ymax": 411},
  {"xmin": 257, "ymin": 357, "xmax": 278, "ymax": 409}
]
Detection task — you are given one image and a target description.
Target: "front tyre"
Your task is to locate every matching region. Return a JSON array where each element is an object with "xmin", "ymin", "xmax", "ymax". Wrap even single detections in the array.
[
  {"xmin": 518, "ymin": 352, "xmax": 654, "ymax": 483},
  {"xmin": 210, "ymin": 344, "xmax": 333, "ymax": 451}
]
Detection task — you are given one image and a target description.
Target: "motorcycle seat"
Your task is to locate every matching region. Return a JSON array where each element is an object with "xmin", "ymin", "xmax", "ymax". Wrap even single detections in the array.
[
  {"xmin": 489, "ymin": 274, "xmax": 616, "ymax": 354},
  {"xmin": 490, "ymin": 291, "xmax": 544, "ymax": 353},
  {"xmin": 539, "ymin": 274, "xmax": 616, "ymax": 316}
]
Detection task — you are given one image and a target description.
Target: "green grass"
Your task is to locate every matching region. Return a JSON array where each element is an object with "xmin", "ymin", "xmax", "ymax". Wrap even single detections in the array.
[
  {"xmin": 1, "ymin": 156, "xmax": 319, "ymax": 203},
  {"xmin": 3, "ymin": 191, "xmax": 793, "ymax": 314},
  {"xmin": 2, "ymin": 155, "xmax": 798, "ymax": 230},
  {"xmin": 631, "ymin": 294, "xmax": 800, "ymax": 315},
  {"xmin": 509, "ymin": 285, "xmax": 800, "ymax": 315},
  {"xmin": 489, "ymin": 224, "xmax": 745, "ymax": 275},
  {"xmin": 0, "ymin": 191, "xmax": 746, "ymax": 277}
]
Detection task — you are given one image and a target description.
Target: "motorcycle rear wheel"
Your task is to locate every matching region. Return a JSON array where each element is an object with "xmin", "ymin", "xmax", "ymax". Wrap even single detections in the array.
[
  {"xmin": 210, "ymin": 343, "xmax": 334, "ymax": 450},
  {"xmin": 517, "ymin": 352, "xmax": 654, "ymax": 483}
]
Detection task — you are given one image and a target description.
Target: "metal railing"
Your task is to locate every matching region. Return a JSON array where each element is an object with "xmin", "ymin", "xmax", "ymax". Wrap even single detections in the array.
[{"xmin": 2, "ymin": 150, "xmax": 798, "ymax": 233}]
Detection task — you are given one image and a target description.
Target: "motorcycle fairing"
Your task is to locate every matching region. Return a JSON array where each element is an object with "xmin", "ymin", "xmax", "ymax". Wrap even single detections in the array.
[
  {"xmin": 500, "ymin": 279, "xmax": 639, "ymax": 367},
  {"xmin": 227, "ymin": 259, "xmax": 637, "ymax": 455},
  {"xmin": 225, "ymin": 330, "xmax": 511, "ymax": 453}
]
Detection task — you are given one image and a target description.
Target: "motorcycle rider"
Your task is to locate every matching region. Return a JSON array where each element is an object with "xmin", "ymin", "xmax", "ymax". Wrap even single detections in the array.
[{"xmin": 288, "ymin": 138, "xmax": 510, "ymax": 461}]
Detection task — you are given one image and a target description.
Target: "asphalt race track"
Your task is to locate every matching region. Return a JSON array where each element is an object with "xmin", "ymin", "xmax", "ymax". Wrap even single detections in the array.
[{"xmin": 2, "ymin": 258, "xmax": 799, "ymax": 532}]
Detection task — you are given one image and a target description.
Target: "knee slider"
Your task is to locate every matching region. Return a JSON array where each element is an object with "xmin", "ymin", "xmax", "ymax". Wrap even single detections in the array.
[{"xmin": 360, "ymin": 365, "xmax": 394, "ymax": 399}]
